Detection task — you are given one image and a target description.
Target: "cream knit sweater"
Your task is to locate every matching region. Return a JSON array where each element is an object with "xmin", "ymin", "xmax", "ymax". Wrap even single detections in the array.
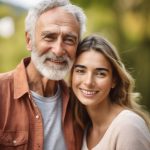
[{"xmin": 82, "ymin": 110, "xmax": 150, "ymax": 150}]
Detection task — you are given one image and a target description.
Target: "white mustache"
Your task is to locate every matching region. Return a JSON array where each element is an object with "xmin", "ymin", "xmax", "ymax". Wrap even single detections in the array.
[{"xmin": 39, "ymin": 51, "xmax": 69, "ymax": 63}]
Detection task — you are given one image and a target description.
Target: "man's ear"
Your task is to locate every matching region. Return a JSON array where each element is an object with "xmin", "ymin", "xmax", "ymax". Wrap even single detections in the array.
[{"xmin": 25, "ymin": 32, "xmax": 32, "ymax": 51}]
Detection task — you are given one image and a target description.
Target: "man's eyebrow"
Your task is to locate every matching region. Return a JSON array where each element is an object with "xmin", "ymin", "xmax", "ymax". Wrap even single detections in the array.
[
  {"xmin": 41, "ymin": 31, "xmax": 55, "ymax": 37},
  {"xmin": 41, "ymin": 31, "xmax": 78, "ymax": 41}
]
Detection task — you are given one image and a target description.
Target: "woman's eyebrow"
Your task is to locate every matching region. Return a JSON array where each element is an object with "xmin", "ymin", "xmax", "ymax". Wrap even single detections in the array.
[
  {"xmin": 96, "ymin": 68, "xmax": 109, "ymax": 72},
  {"xmin": 74, "ymin": 65, "xmax": 109, "ymax": 72},
  {"xmin": 74, "ymin": 64, "xmax": 86, "ymax": 69}
]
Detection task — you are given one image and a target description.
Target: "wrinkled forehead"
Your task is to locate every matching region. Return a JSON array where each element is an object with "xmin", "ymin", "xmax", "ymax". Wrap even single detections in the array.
[
  {"xmin": 36, "ymin": 7, "xmax": 80, "ymax": 36},
  {"xmin": 38, "ymin": 7, "xmax": 79, "ymax": 26}
]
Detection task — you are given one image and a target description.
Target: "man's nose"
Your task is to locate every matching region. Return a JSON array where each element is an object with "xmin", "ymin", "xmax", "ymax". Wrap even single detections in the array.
[{"xmin": 51, "ymin": 39, "xmax": 65, "ymax": 57}]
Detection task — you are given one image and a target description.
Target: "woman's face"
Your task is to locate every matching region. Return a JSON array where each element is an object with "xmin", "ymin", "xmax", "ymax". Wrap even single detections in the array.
[{"xmin": 72, "ymin": 50, "xmax": 115, "ymax": 107}]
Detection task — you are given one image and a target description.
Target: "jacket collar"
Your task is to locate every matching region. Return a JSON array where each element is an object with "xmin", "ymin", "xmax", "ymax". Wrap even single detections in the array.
[
  {"xmin": 59, "ymin": 80, "xmax": 70, "ymax": 122},
  {"xmin": 14, "ymin": 57, "xmax": 31, "ymax": 99},
  {"xmin": 13, "ymin": 58, "xmax": 70, "ymax": 113}
]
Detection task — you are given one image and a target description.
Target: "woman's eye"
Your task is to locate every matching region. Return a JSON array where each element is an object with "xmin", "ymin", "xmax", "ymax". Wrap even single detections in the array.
[
  {"xmin": 74, "ymin": 69, "xmax": 85, "ymax": 74},
  {"xmin": 96, "ymin": 71, "xmax": 106, "ymax": 77}
]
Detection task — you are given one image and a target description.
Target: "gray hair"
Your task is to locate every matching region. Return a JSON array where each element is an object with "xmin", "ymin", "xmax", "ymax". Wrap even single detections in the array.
[{"xmin": 25, "ymin": 0, "xmax": 86, "ymax": 39}]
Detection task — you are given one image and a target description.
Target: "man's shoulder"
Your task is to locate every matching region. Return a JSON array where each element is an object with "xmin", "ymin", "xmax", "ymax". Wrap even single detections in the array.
[
  {"xmin": 0, "ymin": 70, "xmax": 15, "ymax": 91},
  {"xmin": 0, "ymin": 71, "xmax": 14, "ymax": 105},
  {"xmin": 0, "ymin": 70, "xmax": 14, "ymax": 82}
]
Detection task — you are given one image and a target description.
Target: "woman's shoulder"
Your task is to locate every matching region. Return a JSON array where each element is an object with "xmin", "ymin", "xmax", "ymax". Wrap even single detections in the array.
[
  {"xmin": 111, "ymin": 110, "xmax": 150, "ymax": 150},
  {"xmin": 114, "ymin": 109, "xmax": 150, "ymax": 138},
  {"xmin": 116, "ymin": 110, "xmax": 147, "ymax": 126}
]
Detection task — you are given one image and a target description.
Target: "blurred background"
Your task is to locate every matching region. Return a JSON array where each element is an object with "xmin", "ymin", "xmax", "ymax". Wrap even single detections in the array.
[{"xmin": 0, "ymin": 0, "xmax": 150, "ymax": 112}]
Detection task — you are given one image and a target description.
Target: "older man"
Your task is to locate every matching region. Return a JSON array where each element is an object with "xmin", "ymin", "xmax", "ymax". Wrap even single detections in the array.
[{"xmin": 0, "ymin": 0, "xmax": 86, "ymax": 150}]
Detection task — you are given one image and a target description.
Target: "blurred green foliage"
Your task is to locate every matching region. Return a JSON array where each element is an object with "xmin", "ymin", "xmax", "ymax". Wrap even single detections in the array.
[{"xmin": 0, "ymin": 0, "xmax": 150, "ymax": 111}]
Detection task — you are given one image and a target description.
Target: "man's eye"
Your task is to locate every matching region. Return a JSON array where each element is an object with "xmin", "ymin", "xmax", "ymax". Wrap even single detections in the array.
[
  {"xmin": 64, "ymin": 38, "xmax": 76, "ymax": 45},
  {"xmin": 42, "ymin": 34, "xmax": 57, "ymax": 41},
  {"xmin": 44, "ymin": 36, "xmax": 54, "ymax": 41}
]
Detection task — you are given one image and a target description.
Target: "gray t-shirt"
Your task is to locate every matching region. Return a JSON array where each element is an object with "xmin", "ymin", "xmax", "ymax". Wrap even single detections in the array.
[{"xmin": 31, "ymin": 85, "xmax": 67, "ymax": 150}]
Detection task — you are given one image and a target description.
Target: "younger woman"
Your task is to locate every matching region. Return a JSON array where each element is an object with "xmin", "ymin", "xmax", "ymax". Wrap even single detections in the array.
[{"xmin": 71, "ymin": 34, "xmax": 150, "ymax": 150}]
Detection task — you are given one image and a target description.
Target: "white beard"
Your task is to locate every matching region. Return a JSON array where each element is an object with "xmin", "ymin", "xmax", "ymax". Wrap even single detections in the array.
[{"xmin": 31, "ymin": 49, "xmax": 73, "ymax": 80}]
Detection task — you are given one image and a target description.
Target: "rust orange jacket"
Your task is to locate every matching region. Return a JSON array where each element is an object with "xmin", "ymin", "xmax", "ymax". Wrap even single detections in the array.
[{"xmin": 0, "ymin": 57, "xmax": 83, "ymax": 150}]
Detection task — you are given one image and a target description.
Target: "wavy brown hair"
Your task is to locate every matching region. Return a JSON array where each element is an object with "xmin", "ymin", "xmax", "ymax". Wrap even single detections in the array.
[{"xmin": 70, "ymin": 34, "xmax": 150, "ymax": 129}]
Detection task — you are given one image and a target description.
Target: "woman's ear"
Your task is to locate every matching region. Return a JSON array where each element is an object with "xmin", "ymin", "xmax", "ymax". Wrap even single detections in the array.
[
  {"xmin": 25, "ymin": 32, "xmax": 32, "ymax": 51},
  {"xmin": 111, "ymin": 78, "xmax": 116, "ymax": 89}
]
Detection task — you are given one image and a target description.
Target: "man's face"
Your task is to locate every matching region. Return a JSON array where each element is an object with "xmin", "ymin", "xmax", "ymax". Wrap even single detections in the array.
[{"xmin": 30, "ymin": 7, "xmax": 80, "ymax": 80}]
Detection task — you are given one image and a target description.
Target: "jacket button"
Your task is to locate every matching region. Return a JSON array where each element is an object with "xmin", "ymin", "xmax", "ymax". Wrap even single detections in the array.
[
  {"xmin": 35, "ymin": 115, "xmax": 39, "ymax": 119},
  {"xmin": 13, "ymin": 140, "xmax": 17, "ymax": 144}
]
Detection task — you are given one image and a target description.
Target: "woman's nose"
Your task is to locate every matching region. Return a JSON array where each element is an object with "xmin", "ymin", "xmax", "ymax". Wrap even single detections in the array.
[{"xmin": 83, "ymin": 73, "xmax": 95, "ymax": 87}]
